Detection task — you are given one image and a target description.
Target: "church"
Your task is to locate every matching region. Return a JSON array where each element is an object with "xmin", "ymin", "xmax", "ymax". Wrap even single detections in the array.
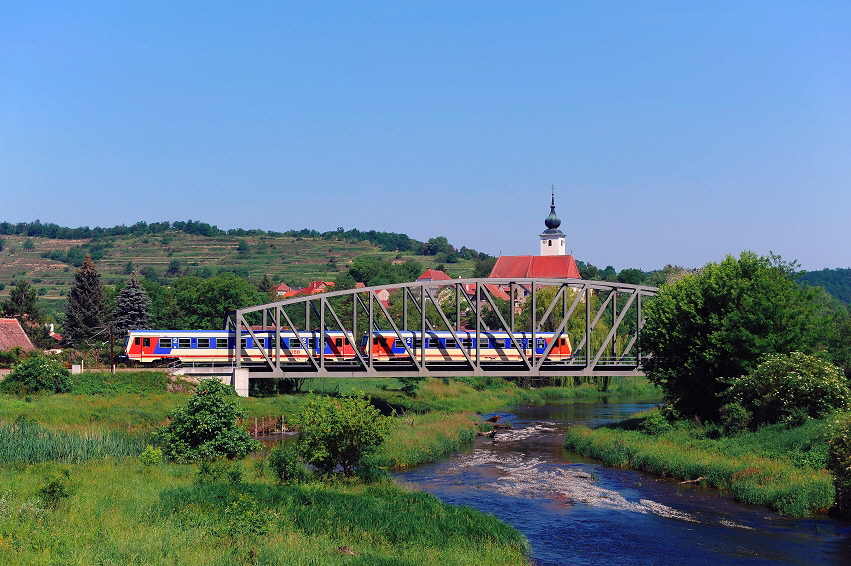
[{"xmin": 488, "ymin": 189, "xmax": 581, "ymax": 279}]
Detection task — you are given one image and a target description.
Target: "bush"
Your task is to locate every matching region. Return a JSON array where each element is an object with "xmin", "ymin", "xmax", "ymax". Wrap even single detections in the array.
[
  {"xmin": 152, "ymin": 379, "xmax": 262, "ymax": 463},
  {"xmin": 719, "ymin": 402, "xmax": 752, "ymax": 436},
  {"xmin": 722, "ymin": 352, "xmax": 849, "ymax": 427},
  {"xmin": 0, "ymin": 355, "xmax": 71, "ymax": 395},
  {"xmin": 639, "ymin": 410, "xmax": 672, "ymax": 436},
  {"xmin": 267, "ymin": 443, "xmax": 311, "ymax": 484},
  {"xmin": 292, "ymin": 394, "xmax": 393, "ymax": 476}
]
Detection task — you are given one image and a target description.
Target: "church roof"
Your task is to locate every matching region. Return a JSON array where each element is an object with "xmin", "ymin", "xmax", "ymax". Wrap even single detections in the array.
[
  {"xmin": 0, "ymin": 318, "xmax": 36, "ymax": 351},
  {"xmin": 489, "ymin": 255, "xmax": 581, "ymax": 279},
  {"xmin": 543, "ymin": 187, "xmax": 563, "ymax": 234}
]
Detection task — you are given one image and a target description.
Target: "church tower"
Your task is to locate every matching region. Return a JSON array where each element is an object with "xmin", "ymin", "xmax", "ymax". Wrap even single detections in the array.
[{"xmin": 540, "ymin": 186, "xmax": 566, "ymax": 256}]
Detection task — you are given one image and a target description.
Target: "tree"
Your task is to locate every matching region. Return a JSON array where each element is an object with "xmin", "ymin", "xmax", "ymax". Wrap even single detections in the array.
[
  {"xmin": 152, "ymin": 379, "xmax": 261, "ymax": 462},
  {"xmin": 292, "ymin": 394, "xmax": 393, "ymax": 476},
  {"xmin": 640, "ymin": 252, "xmax": 837, "ymax": 421},
  {"xmin": 1, "ymin": 280, "xmax": 43, "ymax": 322},
  {"xmin": 257, "ymin": 273, "xmax": 272, "ymax": 294},
  {"xmin": 64, "ymin": 255, "xmax": 107, "ymax": 348},
  {"xmin": 113, "ymin": 274, "xmax": 152, "ymax": 337},
  {"xmin": 164, "ymin": 272, "xmax": 266, "ymax": 329},
  {"xmin": 473, "ymin": 258, "xmax": 497, "ymax": 279}
]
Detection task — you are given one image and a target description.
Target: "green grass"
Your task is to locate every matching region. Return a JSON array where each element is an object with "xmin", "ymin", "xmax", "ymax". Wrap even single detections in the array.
[
  {"xmin": 0, "ymin": 458, "xmax": 530, "ymax": 564},
  {"xmin": 564, "ymin": 411, "xmax": 836, "ymax": 516},
  {"xmin": 376, "ymin": 412, "xmax": 478, "ymax": 469}
]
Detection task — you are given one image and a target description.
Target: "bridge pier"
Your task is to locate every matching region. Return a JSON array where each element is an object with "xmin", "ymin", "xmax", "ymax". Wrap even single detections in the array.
[{"xmin": 232, "ymin": 368, "xmax": 250, "ymax": 397}]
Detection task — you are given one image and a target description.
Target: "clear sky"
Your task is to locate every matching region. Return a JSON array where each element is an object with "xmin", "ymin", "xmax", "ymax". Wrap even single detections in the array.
[{"xmin": 1, "ymin": 1, "xmax": 849, "ymax": 271}]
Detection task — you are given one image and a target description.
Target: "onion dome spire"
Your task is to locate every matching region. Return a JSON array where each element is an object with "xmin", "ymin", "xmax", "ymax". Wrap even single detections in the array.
[{"xmin": 544, "ymin": 185, "xmax": 562, "ymax": 233}]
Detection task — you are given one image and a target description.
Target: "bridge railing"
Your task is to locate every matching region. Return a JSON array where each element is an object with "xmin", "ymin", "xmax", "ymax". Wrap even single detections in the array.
[{"xmin": 225, "ymin": 278, "xmax": 658, "ymax": 378}]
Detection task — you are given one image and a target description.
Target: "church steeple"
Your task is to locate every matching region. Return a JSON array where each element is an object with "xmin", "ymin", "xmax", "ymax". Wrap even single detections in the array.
[
  {"xmin": 540, "ymin": 186, "xmax": 566, "ymax": 256},
  {"xmin": 544, "ymin": 186, "xmax": 562, "ymax": 232}
]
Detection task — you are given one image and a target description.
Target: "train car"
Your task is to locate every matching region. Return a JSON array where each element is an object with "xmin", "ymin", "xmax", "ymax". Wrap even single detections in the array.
[
  {"xmin": 359, "ymin": 330, "xmax": 572, "ymax": 363},
  {"xmin": 123, "ymin": 329, "xmax": 359, "ymax": 365}
]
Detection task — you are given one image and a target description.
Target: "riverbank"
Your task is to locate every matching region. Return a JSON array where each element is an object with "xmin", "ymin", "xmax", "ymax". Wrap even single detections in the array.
[{"xmin": 564, "ymin": 409, "xmax": 836, "ymax": 516}]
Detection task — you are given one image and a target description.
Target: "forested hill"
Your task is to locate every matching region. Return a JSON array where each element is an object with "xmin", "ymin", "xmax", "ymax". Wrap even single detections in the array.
[
  {"xmin": 0, "ymin": 220, "xmax": 488, "ymax": 260},
  {"xmin": 798, "ymin": 268, "xmax": 851, "ymax": 305}
]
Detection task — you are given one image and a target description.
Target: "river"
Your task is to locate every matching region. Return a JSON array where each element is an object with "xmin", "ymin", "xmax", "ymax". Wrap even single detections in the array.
[{"xmin": 394, "ymin": 400, "xmax": 851, "ymax": 565}]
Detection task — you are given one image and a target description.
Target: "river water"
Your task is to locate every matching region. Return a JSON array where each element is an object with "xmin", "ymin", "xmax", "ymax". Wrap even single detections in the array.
[{"xmin": 394, "ymin": 400, "xmax": 851, "ymax": 565}]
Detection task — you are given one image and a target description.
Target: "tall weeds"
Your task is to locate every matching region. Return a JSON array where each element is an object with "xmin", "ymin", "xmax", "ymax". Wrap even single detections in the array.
[{"xmin": 0, "ymin": 418, "xmax": 145, "ymax": 463}]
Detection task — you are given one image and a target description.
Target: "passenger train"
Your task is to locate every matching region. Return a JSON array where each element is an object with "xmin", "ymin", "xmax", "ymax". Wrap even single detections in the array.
[{"xmin": 123, "ymin": 329, "xmax": 572, "ymax": 365}]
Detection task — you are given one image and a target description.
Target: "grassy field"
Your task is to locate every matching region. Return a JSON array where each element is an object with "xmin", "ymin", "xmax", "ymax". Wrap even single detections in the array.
[
  {"xmin": 564, "ymin": 409, "xmax": 836, "ymax": 516},
  {"xmin": 0, "ymin": 232, "xmax": 478, "ymax": 319},
  {"xmin": 0, "ymin": 458, "xmax": 530, "ymax": 565}
]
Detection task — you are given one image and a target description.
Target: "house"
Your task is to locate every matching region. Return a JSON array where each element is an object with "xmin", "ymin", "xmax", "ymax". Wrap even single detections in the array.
[
  {"xmin": 270, "ymin": 283, "xmax": 291, "ymax": 297},
  {"xmin": 0, "ymin": 318, "xmax": 36, "ymax": 351},
  {"xmin": 282, "ymin": 281, "xmax": 335, "ymax": 298}
]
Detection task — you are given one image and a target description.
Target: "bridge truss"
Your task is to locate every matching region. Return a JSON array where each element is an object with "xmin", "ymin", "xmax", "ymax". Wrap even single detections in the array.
[{"xmin": 225, "ymin": 278, "xmax": 658, "ymax": 380}]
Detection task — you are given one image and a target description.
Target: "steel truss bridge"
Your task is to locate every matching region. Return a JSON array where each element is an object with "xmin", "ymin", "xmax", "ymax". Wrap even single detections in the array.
[{"xmin": 223, "ymin": 278, "xmax": 658, "ymax": 381}]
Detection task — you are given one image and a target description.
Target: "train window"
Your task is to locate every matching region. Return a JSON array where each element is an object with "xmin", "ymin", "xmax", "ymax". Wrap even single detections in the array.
[
  {"xmin": 537, "ymin": 339, "xmax": 546, "ymax": 349},
  {"xmin": 159, "ymin": 338, "xmax": 171, "ymax": 349},
  {"xmin": 178, "ymin": 338, "xmax": 191, "ymax": 348},
  {"xmin": 501, "ymin": 339, "xmax": 511, "ymax": 348},
  {"xmin": 445, "ymin": 338, "xmax": 457, "ymax": 349},
  {"xmin": 240, "ymin": 338, "xmax": 248, "ymax": 348},
  {"xmin": 254, "ymin": 338, "xmax": 265, "ymax": 348},
  {"xmin": 216, "ymin": 338, "xmax": 228, "ymax": 349},
  {"xmin": 134, "ymin": 337, "xmax": 141, "ymax": 345},
  {"xmin": 306, "ymin": 338, "xmax": 316, "ymax": 349},
  {"xmin": 334, "ymin": 338, "xmax": 343, "ymax": 347},
  {"xmin": 197, "ymin": 338, "xmax": 210, "ymax": 348},
  {"xmin": 559, "ymin": 338, "xmax": 566, "ymax": 347},
  {"xmin": 461, "ymin": 338, "xmax": 473, "ymax": 349},
  {"xmin": 413, "ymin": 338, "xmax": 423, "ymax": 349},
  {"xmin": 143, "ymin": 338, "xmax": 150, "ymax": 347}
]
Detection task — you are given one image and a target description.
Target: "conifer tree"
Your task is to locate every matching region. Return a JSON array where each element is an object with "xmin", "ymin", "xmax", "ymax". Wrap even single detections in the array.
[
  {"xmin": 113, "ymin": 274, "xmax": 152, "ymax": 337},
  {"xmin": 1, "ymin": 280, "xmax": 52, "ymax": 348},
  {"xmin": 64, "ymin": 255, "xmax": 106, "ymax": 348}
]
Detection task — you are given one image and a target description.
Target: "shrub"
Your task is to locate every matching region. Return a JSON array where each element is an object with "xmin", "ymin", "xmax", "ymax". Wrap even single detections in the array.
[
  {"xmin": 639, "ymin": 410, "xmax": 672, "ymax": 436},
  {"xmin": 267, "ymin": 443, "xmax": 311, "ymax": 484},
  {"xmin": 138, "ymin": 445, "xmax": 164, "ymax": 466},
  {"xmin": 722, "ymin": 352, "xmax": 849, "ymax": 427},
  {"xmin": 719, "ymin": 402, "xmax": 752, "ymax": 436},
  {"xmin": 152, "ymin": 379, "xmax": 262, "ymax": 463},
  {"xmin": 0, "ymin": 355, "xmax": 71, "ymax": 395},
  {"xmin": 292, "ymin": 394, "xmax": 393, "ymax": 476},
  {"xmin": 828, "ymin": 415, "xmax": 851, "ymax": 517}
]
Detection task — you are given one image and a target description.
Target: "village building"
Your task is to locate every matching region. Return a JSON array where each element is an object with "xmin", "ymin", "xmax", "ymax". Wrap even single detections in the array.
[{"xmin": 0, "ymin": 318, "xmax": 36, "ymax": 352}]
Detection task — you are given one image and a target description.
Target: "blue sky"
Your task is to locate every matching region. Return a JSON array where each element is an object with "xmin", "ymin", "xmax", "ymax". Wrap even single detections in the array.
[{"xmin": 1, "ymin": 1, "xmax": 849, "ymax": 271}]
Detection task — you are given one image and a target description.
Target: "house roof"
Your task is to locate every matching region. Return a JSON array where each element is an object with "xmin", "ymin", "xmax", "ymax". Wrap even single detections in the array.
[
  {"xmin": 417, "ymin": 269, "xmax": 453, "ymax": 281},
  {"xmin": 282, "ymin": 281, "xmax": 335, "ymax": 298},
  {"xmin": 489, "ymin": 255, "xmax": 581, "ymax": 279},
  {"xmin": 462, "ymin": 283, "xmax": 510, "ymax": 301},
  {"xmin": 0, "ymin": 318, "xmax": 36, "ymax": 351},
  {"xmin": 271, "ymin": 283, "xmax": 291, "ymax": 292}
]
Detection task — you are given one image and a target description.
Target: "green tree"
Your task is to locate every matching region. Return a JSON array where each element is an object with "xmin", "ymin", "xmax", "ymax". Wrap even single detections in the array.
[
  {"xmin": 123, "ymin": 261, "xmax": 134, "ymax": 275},
  {"xmin": 1, "ymin": 280, "xmax": 43, "ymax": 322},
  {"xmin": 721, "ymin": 351, "xmax": 849, "ymax": 427},
  {"xmin": 63, "ymin": 255, "xmax": 107, "ymax": 348},
  {"xmin": 640, "ymin": 252, "xmax": 836, "ymax": 421},
  {"xmin": 473, "ymin": 257, "xmax": 497, "ymax": 278},
  {"xmin": 152, "ymin": 379, "xmax": 261, "ymax": 462},
  {"xmin": 617, "ymin": 268, "xmax": 645, "ymax": 285},
  {"xmin": 292, "ymin": 394, "xmax": 393, "ymax": 476},
  {"xmin": 113, "ymin": 274, "xmax": 152, "ymax": 337},
  {"xmin": 0, "ymin": 355, "xmax": 71, "ymax": 395},
  {"xmin": 22, "ymin": 239, "xmax": 35, "ymax": 250}
]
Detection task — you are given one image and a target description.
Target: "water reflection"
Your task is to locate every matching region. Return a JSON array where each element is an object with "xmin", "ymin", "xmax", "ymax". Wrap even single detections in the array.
[{"xmin": 395, "ymin": 400, "xmax": 851, "ymax": 565}]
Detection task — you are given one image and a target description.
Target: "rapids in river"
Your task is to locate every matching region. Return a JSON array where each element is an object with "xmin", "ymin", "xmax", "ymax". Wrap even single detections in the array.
[{"xmin": 394, "ymin": 400, "xmax": 851, "ymax": 565}]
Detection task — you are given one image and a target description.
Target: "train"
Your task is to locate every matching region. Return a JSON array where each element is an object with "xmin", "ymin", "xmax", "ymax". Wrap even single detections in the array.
[{"xmin": 123, "ymin": 329, "xmax": 572, "ymax": 365}]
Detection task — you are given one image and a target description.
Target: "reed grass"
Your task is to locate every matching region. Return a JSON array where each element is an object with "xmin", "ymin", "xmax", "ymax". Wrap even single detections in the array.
[
  {"xmin": 69, "ymin": 371, "xmax": 169, "ymax": 395},
  {"xmin": 564, "ymin": 423, "xmax": 835, "ymax": 516},
  {"xmin": 0, "ymin": 419, "xmax": 145, "ymax": 464}
]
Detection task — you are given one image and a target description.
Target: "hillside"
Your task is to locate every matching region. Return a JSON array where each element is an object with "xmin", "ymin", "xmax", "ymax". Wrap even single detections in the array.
[
  {"xmin": 798, "ymin": 268, "xmax": 851, "ymax": 306},
  {"xmin": 0, "ymin": 231, "xmax": 480, "ymax": 319}
]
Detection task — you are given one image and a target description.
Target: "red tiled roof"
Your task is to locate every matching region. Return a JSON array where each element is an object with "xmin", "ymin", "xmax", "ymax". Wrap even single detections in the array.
[
  {"xmin": 271, "ymin": 283, "xmax": 291, "ymax": 292},
  {"xmin": 0, "ymin": 318, "xmax": 36, "ymax": 351},
  {"xmin": 283, "ymin": 281, "xmax": 335, "ymax": 298},
  {"xmin": 462, "ymin": 283, "xmax": 510, "ymax": 301},
  {"xmin": 418, "ymin": 269, "xmax": 453, "ymax": 281},
  {"xmin": 489, "ymin": 255, "xmax": 581, "ymax": 279}
]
